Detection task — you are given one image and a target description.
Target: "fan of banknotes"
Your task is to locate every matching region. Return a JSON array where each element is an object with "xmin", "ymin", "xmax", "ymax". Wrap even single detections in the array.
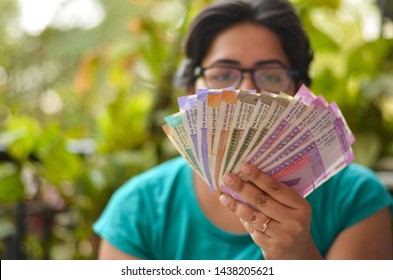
[{"xmin": 162, "ymin": 85, "xmax": 355, "ymax": 198}]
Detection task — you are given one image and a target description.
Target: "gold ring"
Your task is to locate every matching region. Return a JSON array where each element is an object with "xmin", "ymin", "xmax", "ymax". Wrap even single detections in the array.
[{"xmin": 261, "ymin": 217, "xmax": 271, "ymax": 233}]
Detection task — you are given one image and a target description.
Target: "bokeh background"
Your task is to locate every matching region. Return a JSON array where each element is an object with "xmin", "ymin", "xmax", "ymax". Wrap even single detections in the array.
[{"xmin": 0, "ymin": 0, "xmax": 392, "ymax": 259}]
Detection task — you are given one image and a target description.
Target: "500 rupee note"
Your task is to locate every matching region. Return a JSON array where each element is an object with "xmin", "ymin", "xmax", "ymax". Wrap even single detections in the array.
[
  {"xmin": 210, "ymin": 89, "xmax": 238, "ymax": 191},
  {"xmin": 231, "ymin": 92, "xmax": 293, "ymax": 175},
  {"xmin": 224, "ymin": 91, "xmax": 276, "ymax": 175},
  {"xmin": 219, "ymin": 90, "xmax": 260, "ymax": 179}
]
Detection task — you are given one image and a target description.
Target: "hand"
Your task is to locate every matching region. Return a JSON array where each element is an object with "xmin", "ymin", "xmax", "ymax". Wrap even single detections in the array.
[{"xmin": 219, "ymin": 163, "xmax": 322, "ymax": 260}]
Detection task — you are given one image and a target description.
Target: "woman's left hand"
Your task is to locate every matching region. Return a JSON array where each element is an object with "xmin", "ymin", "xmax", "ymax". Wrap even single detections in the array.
[{"xmin": 219, "ymin": 163, "xmax": 322, "ymax": 260}]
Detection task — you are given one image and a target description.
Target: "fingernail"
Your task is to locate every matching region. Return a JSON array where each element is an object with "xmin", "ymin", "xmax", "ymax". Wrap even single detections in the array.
[
  {"xmin": 240, "ymin": 164, "xmax": 251, "ymax": 175},
  {"xmin": 219, "ymin": 194, "xmax": 230, "ymax": 206},
  {"xmin": 223, "ymin": 174, "xmax": 234, "ymax": 186}
]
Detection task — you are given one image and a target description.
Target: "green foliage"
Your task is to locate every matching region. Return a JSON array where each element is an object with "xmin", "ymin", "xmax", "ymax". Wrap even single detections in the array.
[
  {"xmin": 0, "ymin": 0, "xmax": 392, "ymax": 259},
  {"xmin": 0, "ymin": 164, "xmax": 24, "ymax": 203}
]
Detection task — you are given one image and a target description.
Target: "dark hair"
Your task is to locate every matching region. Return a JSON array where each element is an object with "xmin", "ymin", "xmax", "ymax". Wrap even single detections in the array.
[{"xmin": 174, "ymin": 0, "xmax": 313, "ymax": 90}]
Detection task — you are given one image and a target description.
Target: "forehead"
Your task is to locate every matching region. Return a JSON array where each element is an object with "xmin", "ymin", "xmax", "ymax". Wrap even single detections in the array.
[{"xmin": 202, "ymin": 22, "xmax": 290, "ymax": 68}]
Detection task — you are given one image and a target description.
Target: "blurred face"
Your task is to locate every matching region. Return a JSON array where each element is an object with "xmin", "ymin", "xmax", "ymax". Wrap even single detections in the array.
[{"xmin": 195, "ymin": 22, "xmax": 296, "ymax": 95}]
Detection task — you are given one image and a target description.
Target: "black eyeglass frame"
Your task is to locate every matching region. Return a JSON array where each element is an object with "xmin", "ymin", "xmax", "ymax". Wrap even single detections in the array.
[{"xmin": 193, "ymin": 64, "xmax": 299, "ymax": 91}]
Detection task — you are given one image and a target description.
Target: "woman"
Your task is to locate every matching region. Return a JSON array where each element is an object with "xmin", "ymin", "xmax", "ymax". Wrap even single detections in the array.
[{"xmin": 93, "ymin": 0, "xmax": 393, "ymax": 259}]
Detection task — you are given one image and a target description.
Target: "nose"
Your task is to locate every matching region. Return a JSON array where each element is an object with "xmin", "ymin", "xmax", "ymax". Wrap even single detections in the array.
[{"xmin": 239, "ymin": 72, "xmax": 258, "ymax": 90}]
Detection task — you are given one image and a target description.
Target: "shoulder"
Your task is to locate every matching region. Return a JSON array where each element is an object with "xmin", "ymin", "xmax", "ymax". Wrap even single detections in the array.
[
  {"xmin": 129, "ymin": 156, "xmax": 188, "ymax": 184},
  {"xmin": 114, "ymin": 156, "xmax": 190, "ymax": 200},
  {"xmin": 134, "ymin": 156, "xmax": 189, "ymax": 181},
  {"xmin": 332, "ymin": 163, "xmax": 382, "ymax": 184},
  {"xmin": 313, "ymin": 163, "xmax": 387, "ymax": 197},
  {"xmin": 326, "ymin": 163, "xmax": 391, "ymax": 203},
  {"xmin": 309, "ymin": 163, "xmax": 393, "ymax": 228},
  {"xmin": 95, "ymin": 156, "xmax": 191, "ymax": 226},
  {"xmin": 93, "ymin": 156, "xmax": 192, "ymax": 258}
]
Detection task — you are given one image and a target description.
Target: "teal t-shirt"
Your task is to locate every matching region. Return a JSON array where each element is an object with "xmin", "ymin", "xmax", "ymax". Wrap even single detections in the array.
[{"xmin": 93, "ymin": 157, "xmax": 393, "ymax": 259}]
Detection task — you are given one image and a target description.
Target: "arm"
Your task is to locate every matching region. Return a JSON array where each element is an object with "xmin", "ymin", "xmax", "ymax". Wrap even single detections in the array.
[
  {"xmin": 325, "ymin": 207, "xmax": 392, "ymax": 259},
  {"xmin": 97, "ymin": 239, "xmax": 142, "ymax": 260}
]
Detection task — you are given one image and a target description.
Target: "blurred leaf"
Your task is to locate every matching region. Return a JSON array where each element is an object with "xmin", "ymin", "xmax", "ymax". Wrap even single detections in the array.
[
  {"xmin": 0, "ymin": 163, "xmax": 24, "ymax": 203},
  {"xmin": 97, "ymin": 91, "xmax": 152, "ymax": 151},
  {"xmin": 4, "ymin": 116, "xmax": 41, "ymax": 161},
  {"xmin": 348, "ymin": 39, "xmax": 391, "ymax": 77},
  {"xmin": 0, "ymin": 218, "xmax": 15, "ymax": 239},
  {"xmin": 74, "ymin": 53, "xmax": 99, "ymax": 94},
  {"xmin": 352, "ymin": 133, "xmax": 382, "ymax": 166},
  {"xmin": 293, "ymin": 0, "xmax": 340, "ymax": 10},
  {"xmin": 302, "ymin": 14, "xmax": 340, "ymax": 52},
  {"xmin": 35, "ymin": 124, "xmax": 83, "ymax": 184}
]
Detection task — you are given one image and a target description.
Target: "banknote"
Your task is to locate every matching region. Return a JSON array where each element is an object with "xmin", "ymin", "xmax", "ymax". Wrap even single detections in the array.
[
  {"xmin": 255, "ymin": 95, "xmax": 329, "ymax": 168},
  {"xmin": 265, "ymin": 128, "xmax": 354, "ymax": 197},
  {"xmin": 258, "ymin": 101, "xmax": 343, "ymax": 169},
  {"xmin": 245, "ymin": 85, "xmax": 317, "ymax": 167},
  {"xmin": 231, "ymin": 92, "xmax": 293, "ymax": 175},
  {"xmin": 163, "ymin": 113, "xmax": 205, "ymax": 181},
  {"xmin": 263, "ymin": 102, "xmax": 355, "ymax": 196},
  {"xmin": 207, "ymin": 92, "xmax": 222, "ymax": 154},
  {"xmin": 162, "ymin": 124, "xmax": 206, "ymax": 181},
  {"xmin": 178, "ymin": 94, "xmax": 200, "ymax": 161},
  {"xmin": 163, "ymin": 84, "xmax": 355, "ymax": 199},
  {"xmin": 197, "ymin": 89, "xmax": 221, "ymax": 188},
  {"xmin": 220, "ymin": 103, "xmax": 354, "ymax": 200},
  {"xmin": 224, "ymin": 91, "xmax": 276, "ymax": 175},
  {"xmin": 210, "ymin": 89, "xmax": 239, "ymax": 190},
  {"xmin": 219, "ymin": 90, "xmax": 260, "ymax": 180}
]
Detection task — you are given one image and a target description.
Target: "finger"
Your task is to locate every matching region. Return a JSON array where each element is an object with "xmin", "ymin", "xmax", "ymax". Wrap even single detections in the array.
[
  {"xmin": 220, "ymin": 193, "xmax": 274, "ymax": 232},
  {"xmin": 239, "ymin": 163, "xmax": 304, "ymax": 208},
  {"xmin": 240, "ymin": 219, "xmax": 271, "ymax": 248},
  {"xmin": 222, "ymin": 173, "xmax": 292, "ymax": 222},
  {"xmin": 240, "ymin": 218, "xmax": 277, "ymax": 238}
]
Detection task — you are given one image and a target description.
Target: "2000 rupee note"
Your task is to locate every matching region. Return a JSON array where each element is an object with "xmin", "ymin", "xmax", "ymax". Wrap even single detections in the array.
[
  {"xmin": 246, "ymin": 85, "xmax": 317, "ymax": 166},
  {"xmin": 255, "ymin": 95, "xmax": 329, "ymax": 167}
]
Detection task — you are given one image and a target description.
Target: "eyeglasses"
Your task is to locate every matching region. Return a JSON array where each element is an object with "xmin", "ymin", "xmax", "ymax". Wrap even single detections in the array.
[{"xmin": 194, "ymin": 64, "xmax": 298, "ymax": 93}]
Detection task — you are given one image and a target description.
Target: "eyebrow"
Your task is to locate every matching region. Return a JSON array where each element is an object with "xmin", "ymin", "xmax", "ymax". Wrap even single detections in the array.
[{"xmin": 208, "ymin": 59, "xmax": 288, "ymax": 68}]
